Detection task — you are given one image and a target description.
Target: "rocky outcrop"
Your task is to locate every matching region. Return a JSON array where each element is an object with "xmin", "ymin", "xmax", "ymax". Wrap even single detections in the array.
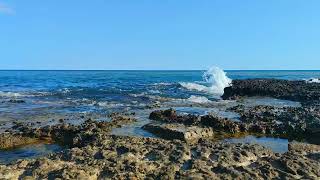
[
  {"xmin": 142, "ymin": 123, "xmax": 214, "ymax": 143},
  {"xmin": 1, "ymin": 133, "xmax": 319, "ymax": 179},
  {"xmin": 0, "ymin": 115, "xmax": 136, "ymax": 150},
  {"xmin": 147, "ymin": 108, "xmax": 317, "ymax": 140},
  {"xmin": 149, "ymin": 108, "xmax": 200, "ymax": 125},
  {"xmin": 228, "ymin": 105, "xmax": 320, "ymax": 139},
  {"xmin": 0, "ymin": 133, "xmax": 38, "ymax": 149},
  {"xmin": 222, "ymin": 79, "xmax": 320, "ymax": 102}
]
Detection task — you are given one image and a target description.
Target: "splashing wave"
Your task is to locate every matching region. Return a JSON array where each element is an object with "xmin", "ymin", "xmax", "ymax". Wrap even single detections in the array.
[{"xmin": 180, "ymin": 66, "xmax": 232, "ymax": 95}]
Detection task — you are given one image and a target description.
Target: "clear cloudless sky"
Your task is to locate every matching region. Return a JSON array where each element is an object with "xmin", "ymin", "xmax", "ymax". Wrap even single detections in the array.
[{"xmin": 0, "ymin": 0, "xmax": 319, "ymax": 70}]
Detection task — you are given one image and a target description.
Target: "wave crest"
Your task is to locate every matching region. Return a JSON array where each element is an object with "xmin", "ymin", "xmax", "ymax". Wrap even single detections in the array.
[
  {"xmin": 306, "ymin": 78, "xmax": 320, "ymax": 83},
  {"xmin": 180, "ymin": 66, "xmax": 232, "ymax": 95},
  {"xmin": 0, "ymin": 91, "xmax": 23, "ymax": 97},
  {"xmin": 187, "ymin": 95, "xmax": 212, "ymax": 103},
  {"xmin": 179, "ymin": 82, "xmax": 208, "ymax": 92}
]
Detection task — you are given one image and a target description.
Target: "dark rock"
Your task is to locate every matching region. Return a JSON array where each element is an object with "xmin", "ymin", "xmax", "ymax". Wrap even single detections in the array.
[
  {"xmin": 149, "ymin": 108, "xmax": 201, "ymax": 125},
  {"xmin": 222, "ymin": 79, "xmax": 320, "ymax": 102},
  {"xmin": 8, "ymin": 99, "xmax": 26, "ymax": 103},
  {"xmin": 142, "ymin": 123, "xmax": 214, "ymax": 142}
]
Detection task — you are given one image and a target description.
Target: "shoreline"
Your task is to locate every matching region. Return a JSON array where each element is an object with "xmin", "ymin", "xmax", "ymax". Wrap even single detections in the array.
[{"xmin": 0, "ymin": 78, "xmax": 320, "ymax": 179}]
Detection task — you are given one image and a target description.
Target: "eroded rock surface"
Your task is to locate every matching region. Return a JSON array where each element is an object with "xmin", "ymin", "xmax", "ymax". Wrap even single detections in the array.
[
  {"xmin": 146, "ymin": 108, "xmax": 319, "ymax": 141},
  {"xmin": 222, "ymin": 79, "xmax": 320, "ymax": 102},
  {"xmin": 1, "ymin": 133, "xmax": 319, "ymax": 179},
  {"xmin": 228, "ymin": 104, "xmax": 320, "ymax": 140},
  {"xmin": 0, "ymin": 115, "xmax": 136, "ymax": 150},
  {"xmin": 143, "ymin": 123, "xmax": 214, "ymax": 143}
]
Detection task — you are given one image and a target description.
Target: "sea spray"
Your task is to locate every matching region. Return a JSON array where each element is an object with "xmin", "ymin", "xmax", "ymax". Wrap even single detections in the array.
[
  {"xmin": 203, "ymin": 66, "xmax": 232, "ymax": 94},
  {"xmin": 306, "ymin": 78, "xmax": 320, "ymax": 83},
  {"xmin": 180, "ymin": 66, "xmax": 232, "ymax": 95},
  {"xmin": 187, "ymin": 95, "xmax": 212, "ymax": 103}
]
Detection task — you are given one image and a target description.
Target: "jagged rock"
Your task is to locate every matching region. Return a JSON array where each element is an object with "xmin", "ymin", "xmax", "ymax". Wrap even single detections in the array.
[
  {"xmin": 222, "ymin": 79, "xmax": 320, "ymax": 102},
  {"xmin": 2, "ymin": 135, "xmax": 319, "ymax": 179},
  {"xmin": 8, "ymin": 99, "xmax": 26, "ymax": 103},
  {"xmin": 0, "ymin": 133, "xmax": 38, "ymax": 149},
  {"xmin": 149, "ymin": 108, "xmax": 200, "ymax": 125},
  {"xmin": 142, "ymin": 123, "xmax": 213, "ymax": 142}
]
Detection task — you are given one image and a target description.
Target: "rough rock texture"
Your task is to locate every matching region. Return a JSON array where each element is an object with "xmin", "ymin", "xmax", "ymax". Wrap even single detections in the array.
[
  {"xmin": 0, "ymin": 115, "xmax": 136, "ymax": 150},
  {"xmin": 147, "ymin": 108, "xmax": 319, "ymax": 141},
  {"xmin": 142, "ymin": 123, "xmax": 214, "ymax": 143},
  {"xmin": 0, "ymin": 134, "xmax": 38, "ymax": 150},
  {"xmin": 228, "ymin": 105, "xmax": 320, "ymax": 140},
  {"xmin": 222, "ymin": 79, "xmax": 320, "ymax": 102},
  {"xmin": 1, "ymin": 132, "xmax": 319, "ymax": 179},
  {"xmin": 149, "ymin": 108, "xmax": 200, "ymax": 125}
]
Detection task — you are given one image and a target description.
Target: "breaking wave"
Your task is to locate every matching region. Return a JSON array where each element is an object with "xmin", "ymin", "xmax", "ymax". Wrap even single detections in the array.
[
  {"xmin": 0, "ymin": 91, "xmax": 24, "ymax": 97},
  {"xmin": 179, "ymin": 82, "xmax": 208, "ymax": 92},
  {"xmin": 180, "ymin": 66, "xmax": 232, "ymax": 95},
  {"xmin": 187, "ymin": 95, "xmax": 212, "ymax": 103},
  {"xmin": 306, "ymin": 78, "xmax": 320, "ymax": 83}
]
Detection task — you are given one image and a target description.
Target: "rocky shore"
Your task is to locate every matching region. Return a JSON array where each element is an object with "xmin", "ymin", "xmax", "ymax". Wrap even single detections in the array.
[
  {"xmin": 1, "ymin": 78, "xmax": 320, "ymax": 179},
  {"xmin": 1, "ymin": 119, "xmax": 319, "ymax": 179},
  {"xmin": 222, "ymin": 79, "xmax": 320, "ymax": 103}
]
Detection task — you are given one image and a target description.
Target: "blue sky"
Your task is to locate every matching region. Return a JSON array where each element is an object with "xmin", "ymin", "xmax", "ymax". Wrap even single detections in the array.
[{"xmin": 0, "ymin": 0, "xmax": 319, "ymax": 70}]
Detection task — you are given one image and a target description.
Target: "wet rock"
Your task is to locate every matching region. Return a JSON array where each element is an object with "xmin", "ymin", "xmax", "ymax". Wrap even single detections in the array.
[
  {"xmin": 1, "ymin": 110, "xmax": 320, "ymax": 179},
  {"xmin": 8, "ymin": 99, "xmax": 26, "ymax": 103},
  {"xmin": 0, "ymin": 133, "xmax": 39, "ymax": 149},
  {"xmin": 222, "ymin": 79, "xmax": 320, "ymax": 102},
  {"xmin": 227, "ymin": 104, "xmax": 320, "ymax": 140},
  {"xmin": 1, "ymin": 132, "xmax": 320, "ymax": 179},
  {"xmin": 149, "ymin": 108, "xmax": 200, "ymax": 125},
  {"xmin": 200, "ymin": 115, "xmax": 242, "ymax": 134},
  {"xmin": 142, "ymin": 123, "xmax": 214, "ymax": 143},
  {"xmin": 1, "ymin": 115, "xmax": 137, "ymax": 148}
]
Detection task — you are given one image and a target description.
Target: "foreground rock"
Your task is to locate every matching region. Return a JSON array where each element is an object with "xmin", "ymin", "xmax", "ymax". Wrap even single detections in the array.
[
  {"xmin": 1, "ymin": 133, "xmax": 319, "ymax": 179},
  {"xmin": 0, "ymin": 115, "xmax": 136, "ymax": 150},
  {"xmin": 222, "ymin": 79, "xmax": 320, "ymax": 102},
  {"xmin": 228, "ymin": 105, "xmax": 320, "ymax": 140},
  {"xmin": 0, "ymin": 134, "xmax": 38, "ymax": 149},
  {"xmin": 146, "ymin": 108, "xmax": 320, "ymax": 141},
  {"xmin": 142, "ymin": 123, "xmax": 214, "ymax": 143}
]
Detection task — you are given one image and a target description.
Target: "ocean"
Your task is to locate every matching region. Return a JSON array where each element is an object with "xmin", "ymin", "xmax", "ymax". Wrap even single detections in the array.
[{"xmin": 0, "ymin": 69, "xmax": 319, "ymax": 125}]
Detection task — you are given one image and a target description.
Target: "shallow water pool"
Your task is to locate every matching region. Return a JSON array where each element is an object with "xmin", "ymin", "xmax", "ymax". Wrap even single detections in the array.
[
  {"xmin": 0, "ymin": 143, "xmax": 62, "ymax": 164},
  {"xmin": 224, "ymin": 135, "xmax": 289, "ymax": 154}
]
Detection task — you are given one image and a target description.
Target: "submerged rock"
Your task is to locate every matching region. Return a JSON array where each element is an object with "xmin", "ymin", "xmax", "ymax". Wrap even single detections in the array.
[{"xmin": 8, "ymin": 99, "xmax": 26, "ymax": 103}]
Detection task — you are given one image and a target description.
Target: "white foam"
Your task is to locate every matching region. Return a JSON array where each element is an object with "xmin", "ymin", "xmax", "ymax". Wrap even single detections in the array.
[
  {"xmin": 180, "ymin": 66, "xmax": 232, "ymax": 95},
  {"xmin": 97, "ymin": 101, "xmax": 125, "ymax": 108},
  {"xmin": 153, "ymin": 82, "xmax": 172, "ymax": 86},
  {"xmin": 0, "ymin": 91, "xmax": 23, "ymax": 97},
  {"xmin": 187, "ymin": 95, "xmax": 212, "ymax": 103},
  {"xmin": 306, "ymin": 78, "xmax": 320, "ymax": 83},
  {"xmin": 148, "ymin": 90, "xmax": 161, "ymax": 94},
  {"xmin": 179, "ymin": 82, "xmax": 209, "ymax": 92}
]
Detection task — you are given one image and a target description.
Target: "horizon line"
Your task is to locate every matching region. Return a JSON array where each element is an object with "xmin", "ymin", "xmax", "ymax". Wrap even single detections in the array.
[{"xmin": 0, "ymin": 69, "xmax": 320, "ymax": 71}]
